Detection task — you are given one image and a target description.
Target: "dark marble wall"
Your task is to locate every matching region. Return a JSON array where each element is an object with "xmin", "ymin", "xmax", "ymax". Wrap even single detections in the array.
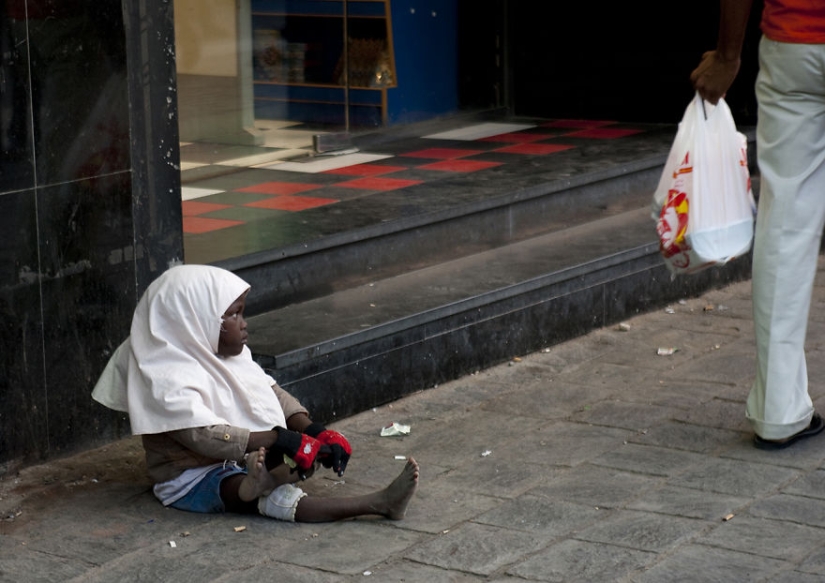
[{"xmin": 0, "ymin": 0, "xmax": 183, "ymax": 467}]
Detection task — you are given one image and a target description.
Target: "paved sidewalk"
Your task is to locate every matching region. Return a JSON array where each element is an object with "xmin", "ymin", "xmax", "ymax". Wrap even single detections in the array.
[{"xmin": 4, "ymin": 259, "xmax": 825, "ymax": 582}]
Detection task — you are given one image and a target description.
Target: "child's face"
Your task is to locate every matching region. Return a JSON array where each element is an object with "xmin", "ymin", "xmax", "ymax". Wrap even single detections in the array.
[{"xmin": 218, "ymin": 291, "xmax": 248, "ymax": 357}]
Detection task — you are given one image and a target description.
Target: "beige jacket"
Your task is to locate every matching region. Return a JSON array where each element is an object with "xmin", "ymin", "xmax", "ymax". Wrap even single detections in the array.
[{"xmin": 142, "ymin": 385, "xmax": 308, "ymax": 484}]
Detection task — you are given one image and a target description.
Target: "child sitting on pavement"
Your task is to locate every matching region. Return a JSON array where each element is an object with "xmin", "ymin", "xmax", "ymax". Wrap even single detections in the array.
[{"xmin": 92, "ymin": 264, "xmax": 418, "ymax": 522}]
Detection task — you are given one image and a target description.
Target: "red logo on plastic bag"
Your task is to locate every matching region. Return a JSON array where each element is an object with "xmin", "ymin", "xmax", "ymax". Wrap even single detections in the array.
[
  {"xmin": 657, "ymin": 152, "xmax": 692, "ymax": 269},
  {"xmin": 658, "ymin": 190, "xmax": 689, "ymax": 254}
]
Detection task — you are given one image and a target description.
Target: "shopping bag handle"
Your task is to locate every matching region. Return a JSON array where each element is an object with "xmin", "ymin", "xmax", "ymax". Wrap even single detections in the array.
[{"xmin": 694, "ymin": 91, "xmax": 721, "ymax": 121}]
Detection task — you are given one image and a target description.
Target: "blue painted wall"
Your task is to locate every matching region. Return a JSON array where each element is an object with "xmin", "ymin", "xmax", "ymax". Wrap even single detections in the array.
[{"xmin": 387, "ymin": 0, "xmax": 459, "ymax": 124}]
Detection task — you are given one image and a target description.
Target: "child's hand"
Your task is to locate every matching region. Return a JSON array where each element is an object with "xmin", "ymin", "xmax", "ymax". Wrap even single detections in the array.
[
  {"xmin": 315, "ymin": 430, "xmax": 352, "ymax": 476},
  {"xmin": 270, "ymin": 428, "xmax": 330, "ymax": 475},
  {"xmin": 305, "ymin": 424, "xmax": 353, "ymax": 476}
]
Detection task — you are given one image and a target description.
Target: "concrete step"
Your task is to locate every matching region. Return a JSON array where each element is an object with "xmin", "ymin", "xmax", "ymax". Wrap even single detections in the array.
[{"xmin": 247, "ymin": 203, "xmax": 753, "ymax": 424}]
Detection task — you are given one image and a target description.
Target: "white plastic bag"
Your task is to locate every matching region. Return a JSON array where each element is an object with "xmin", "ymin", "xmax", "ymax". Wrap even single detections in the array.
[{"xmin": 652, "ymin": 93, "xmax": 756, "ymax": 275}]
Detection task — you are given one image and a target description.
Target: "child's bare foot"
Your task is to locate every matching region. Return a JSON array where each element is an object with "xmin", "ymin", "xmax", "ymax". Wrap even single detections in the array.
[
  {"xmin": 382, "ymin": 457, "xmax": 419, "ymax": 520},
  {"xmin": 238, "ymin": 447, "xmax": 277, "ymax": 502}
]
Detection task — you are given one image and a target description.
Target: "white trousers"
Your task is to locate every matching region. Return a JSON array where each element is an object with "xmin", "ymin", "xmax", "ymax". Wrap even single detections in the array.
[{"xmin": 746, "ymin": 37, "xmax": 825, "ymax": 439}]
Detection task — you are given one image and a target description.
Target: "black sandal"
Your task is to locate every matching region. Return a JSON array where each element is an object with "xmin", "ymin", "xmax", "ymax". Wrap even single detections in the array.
[{"xmin": 753, "ymin": 412, "xmax": 825, "ymax": 450}]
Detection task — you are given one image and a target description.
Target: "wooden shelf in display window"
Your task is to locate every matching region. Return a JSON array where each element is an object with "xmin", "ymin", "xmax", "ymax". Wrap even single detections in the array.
[{"xmin": 251, "ymin": 0, "xmax": 396, "ymax": 126}]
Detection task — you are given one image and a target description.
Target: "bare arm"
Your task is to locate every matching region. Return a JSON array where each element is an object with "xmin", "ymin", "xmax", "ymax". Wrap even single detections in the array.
[
  {"xmin": 690, "ymin": 0, "xmax": 755, "ymax": 103},
  {"xmin": 244, "ymin": 382, "xmax": 313, "ymax": 451},
  {"xmin": 246, "ymin": 412, "xmax": 313, "ymax": 451}
]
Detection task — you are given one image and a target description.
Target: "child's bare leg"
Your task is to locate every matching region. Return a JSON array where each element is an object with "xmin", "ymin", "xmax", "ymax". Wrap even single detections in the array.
[
  {"xmin": 222, "ymin": 448, "xmax": 297, "ymax": 513},
  {"xmin": 294, "ymin": 457, "xmax": 419, "ymax": 523},
  {"xmin": 221, "ymin": 448, "xmax": 274, "ymax": 513},
  {"xmin": 223, "ymin": 449, "xmax": 316, "ymax": 513}
]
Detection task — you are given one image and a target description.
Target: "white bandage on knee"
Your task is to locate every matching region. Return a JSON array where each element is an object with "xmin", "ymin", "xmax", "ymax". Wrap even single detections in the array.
[{"xmin": 257, "ymin": 484, "xmax": 307, "ymax": 522}]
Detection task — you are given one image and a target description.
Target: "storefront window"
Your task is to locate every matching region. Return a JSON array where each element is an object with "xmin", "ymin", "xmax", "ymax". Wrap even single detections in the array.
[
  {"xmin": 175, "ymin": 1, "xmax": 470, "ymax": 265},
  {"xmin": 174, "ymin": 0, "xmax": 394, "ymax": 171}
]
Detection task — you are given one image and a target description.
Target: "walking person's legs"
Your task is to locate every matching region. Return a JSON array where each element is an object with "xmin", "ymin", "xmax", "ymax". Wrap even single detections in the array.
[{"xmin": 747, "ymin": 38, "xmax": 825, "ymax": 443}]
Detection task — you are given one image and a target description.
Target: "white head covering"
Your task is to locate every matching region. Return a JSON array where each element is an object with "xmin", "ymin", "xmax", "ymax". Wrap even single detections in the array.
[{"xmin": 92, "ymin": 264, "xmax": 286, "ymax": 434}]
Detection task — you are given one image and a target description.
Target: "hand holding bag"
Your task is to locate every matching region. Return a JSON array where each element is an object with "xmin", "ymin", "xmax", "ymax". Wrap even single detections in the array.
[{"xmin": 652, "ymin": 92, "xmax": 756, "ymax": 275}]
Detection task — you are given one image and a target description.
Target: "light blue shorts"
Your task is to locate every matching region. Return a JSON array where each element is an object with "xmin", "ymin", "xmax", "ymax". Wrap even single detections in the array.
[
  {"xmin": 168, "ymin": 465, "xmax": 246, "ymax": 514},
  {"xmin": 167, "ymin": 465, "xmax": 307, "ymax": 521}
]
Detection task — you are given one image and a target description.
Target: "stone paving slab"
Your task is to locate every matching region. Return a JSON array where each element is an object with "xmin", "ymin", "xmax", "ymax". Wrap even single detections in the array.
[
  {"xmin": 668, "ymin": 345, "xmax": 757, "ymax": 387},
  {"xmin": 507, "ymin": 538, "xmax": 657, "ymax": 583},
  {"xmin": 0, "ymin": 546, "xmax": 90, "ymax": 583},
  {"xmin": 518, "ymin": 422, "xmax": 634, "ymax": 467},
  {"xmin": 266, "ymin": 522, "xmax": 424, "ymax": 575},
  {"xmin": 638, "ymin": 305, "xmax": 755, "ymax": 339},
  {"xmin": 806, "ymin": 356, "xmax": 825, "ymax": 402},
  {"xmin": 573, "ymin": 509, "xmax": 707, "ymax": 554},
  {"xmin": 608, "ymin": 379, "xmax": 730, "ymax": 411},
  {"xmin": 772, "ymin": 572, "xmax": 825, "ymax": 583},
  {"xmin": 748, "ymin": 493, "xmax": 825, "ymax": 528},
  {"xmin": 784, "ymin": 468, "xmax": 825, "ymax": 499},
  {"xmin": 670, "ymin": 398, "xmax": 752, "ymax": 433},
  {"xmin": 390, "ymin": 477, "xmax": 502, "ymax": 534},
  {"xmin": 673, "ymin": 458, "xmax": 800, "ymax": 497},
  {"xmin": 394, "ymin": 409, "xmax": 546, "ymax": 460},
  {"xmin": 590, "ymin": 443, "xmax": 707, "ymax": 477},
  {"xmin": 569, "ymin": 399, "xmax": 680, "ymax": 432},
  {"xmin": 796, "ymin": 545, "xmax": 825, "ymax": 577},
  {"xmin": 7, "ymin": 261, "xmax": 825, "ymax": 581},
  {"xmin": 212, "ymin": 563, "xmax": 348, "ymax": 583},
  {"xmin": 360, "ymin": 561, "xmax": 487, "ymax": 582},
  {"xmin": 529, "ymin": 463, "xmax": 662, "ymax": 509},
  {"xmin": 437, "ymin": 453, "xmax": 566, "ymax": 500},
  {"xmin": 68, "ymin": 544, "xmax": 237, "ymax": 583},
  {"xmin": 478, "ymin": 378, "xmax": 609, "ymax": 420},
  {"xmin": 629, "ymin": 419, "xmax": 747, "ymax": 453},
  {"xmin": 473, "ymin": 494, "xmax": 603, "ymax": 537},
  {"xmin": 632, "ymin": 545, "xmax": 787, "ymax": 583},
  {"xmin": 598, "ymin": 326, "xmax": 741, "ymax": 374},
  {"xmin": 404, "ymin": 522, "xmax": 549, "ymax": 576},
  {"xmin": 696, "ymin": 515, "xmax": 825, "ymax": 562},
  {"xmin": 719, "ymin": 433, "xmax": 825, "ymax": 470},
  {"xmin": 626, "ymin": 485, "xmax": 750, "ymax": 521}
]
